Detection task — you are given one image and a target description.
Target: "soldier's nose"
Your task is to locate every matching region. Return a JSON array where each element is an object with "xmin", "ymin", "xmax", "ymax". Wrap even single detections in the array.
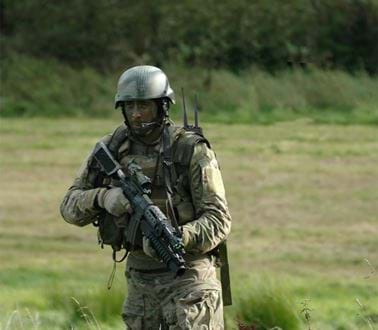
[{"xmin": 133, "ymin": 111, "xmax": 142, "ymax": 119}]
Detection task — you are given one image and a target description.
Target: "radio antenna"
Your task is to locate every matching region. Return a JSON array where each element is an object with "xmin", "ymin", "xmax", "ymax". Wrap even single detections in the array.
[
  {"xmin": 194, "ymin": 94, "xmax": 199, "ymax": 128},
  {"xmin": 181, "ymin": 88, "xmax": 188, "ymax": 128}
]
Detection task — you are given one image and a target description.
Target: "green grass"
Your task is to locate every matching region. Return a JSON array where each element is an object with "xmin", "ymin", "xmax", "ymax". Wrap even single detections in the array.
[
  {"xmin": 232, "ymin": 276, "xmax": 302, "ymax": 329},
  {"xmin": 2, "ymin": 53, "xmax": 378, "ymax": 125},
  {"xmin": 0, "ymin": 118, "xmax": 377, "ymax": 329}
]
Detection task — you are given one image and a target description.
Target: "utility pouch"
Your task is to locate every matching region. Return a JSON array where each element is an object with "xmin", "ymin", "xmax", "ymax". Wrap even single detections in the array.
[{"xmin": 94, "ymin": 211, "xmax": 128, "ymax": 253}]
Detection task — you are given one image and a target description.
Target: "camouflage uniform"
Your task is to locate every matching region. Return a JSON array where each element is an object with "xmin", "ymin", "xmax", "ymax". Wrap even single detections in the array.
[{"xmin": 60, "ymin": 67, "xmax": 231, "ymax": 329}]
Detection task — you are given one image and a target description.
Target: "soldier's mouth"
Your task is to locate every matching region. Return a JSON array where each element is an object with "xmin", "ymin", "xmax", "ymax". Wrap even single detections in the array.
[
  {"xmin": 131, "ymin": 121, "xmax": 142, "ymax": 128},
  {"xmin": 132, "ymin": 122, "xmax": 155, "ymax": 129}
]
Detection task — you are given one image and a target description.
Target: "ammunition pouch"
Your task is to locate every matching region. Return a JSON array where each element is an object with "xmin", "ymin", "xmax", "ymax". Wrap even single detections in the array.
[{"xmin": 94, "ymin": 211, "xmax": 129, "ymax": 261}]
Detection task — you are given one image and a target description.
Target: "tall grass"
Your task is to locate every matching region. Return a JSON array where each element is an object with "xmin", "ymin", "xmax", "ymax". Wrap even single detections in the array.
[
  {"xmin": 230, "ymin": 276, "xmax": 301, "ymax": 330},
  {"xmin": 1, "ymin": 53, "xmax": 378, "ymax": 124},
  {"xmin": 1, "ymin": 285, "xmax": 125, "ymax": 329},
  {"xmin": 1, "ymin": 275, "xmax": 302, "ymax": 329},
  {"xmin": 45, "ymin": 287, "xmax": 124, "ymax": 326},
  {"xmin": 0, "ymin": 53, "xmax": 114, "ymax": 117},
  {"xmin": 168, "ymin": 65, "xmax": 378, "ymax": 125}
]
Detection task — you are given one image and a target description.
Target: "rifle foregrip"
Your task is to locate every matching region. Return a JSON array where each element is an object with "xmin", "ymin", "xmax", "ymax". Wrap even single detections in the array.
[{"xmin": 147, "ymin": 232, "xmax": 185, "ymax": 276}]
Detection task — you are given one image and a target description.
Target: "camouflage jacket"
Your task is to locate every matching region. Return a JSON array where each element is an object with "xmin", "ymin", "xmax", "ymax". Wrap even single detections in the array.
[{"xmin": 60, "ymin": 124, "xmax": 231, "ymax": 269}]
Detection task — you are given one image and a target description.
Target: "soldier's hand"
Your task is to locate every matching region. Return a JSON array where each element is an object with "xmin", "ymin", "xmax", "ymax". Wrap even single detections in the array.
[
  {"xmin": 143, "ymin": 237, "xmax": 159, "ymax": 261},
  {"xmin": 97, "ymin": 187, "xmax": 132, "ymax": 217}
]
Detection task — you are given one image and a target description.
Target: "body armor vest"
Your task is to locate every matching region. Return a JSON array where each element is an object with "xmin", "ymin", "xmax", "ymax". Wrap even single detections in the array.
[{"xmin": 94, "ymin": 123, "xmax": 209, "ymax": 252}]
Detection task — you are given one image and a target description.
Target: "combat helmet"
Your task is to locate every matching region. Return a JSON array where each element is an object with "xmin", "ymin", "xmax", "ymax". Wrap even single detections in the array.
[{"xmin": 115, "ymin": 65, "xmax": 175, "ymax": 109}]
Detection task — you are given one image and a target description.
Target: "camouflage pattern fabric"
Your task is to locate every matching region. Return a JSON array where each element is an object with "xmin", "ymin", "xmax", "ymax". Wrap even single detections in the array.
[
  {"xmin": 123, "ymin": 257, "xmax": 223, "ymax": 330},
  {"xmin": 60, "ymin": 125, "xmax": 231, "ymax": 329},
  {"xmin": 180, "ymin": 141, "xmax": 231, "ymax": 254}
]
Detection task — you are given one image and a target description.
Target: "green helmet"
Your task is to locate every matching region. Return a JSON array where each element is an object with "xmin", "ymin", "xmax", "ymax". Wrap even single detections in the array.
[{"xmin": 115, "ymin": 65, "xmax": 175, "ymax": 109}]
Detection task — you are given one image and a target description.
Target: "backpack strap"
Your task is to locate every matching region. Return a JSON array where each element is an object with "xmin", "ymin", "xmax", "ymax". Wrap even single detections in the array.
[
  {"xmin": 162, "ymin": 124, "xmax": 181, "ymax": 235},
  {"xmin": 172, "ymin": 128, "xmax": 210, "ymax": 167},
  {"xmin": 89, "ymin": 124, "xmax": 129, "ymax": 187},
  {"xmin": 108, "ymin": 124, "xmax": 129, "ymax": 160},
  {"xmin": 160, "ymin": 124, "xmax": 210, "ymax": 235},
  {"xmin": 169, "ymin": 127, "xmax": 211, "ymax": 206}
]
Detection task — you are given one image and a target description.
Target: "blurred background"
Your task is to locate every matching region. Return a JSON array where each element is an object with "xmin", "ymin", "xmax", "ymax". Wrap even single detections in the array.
[
  {"xmin": 0, "ymin": 1, "xmax": 378, "ymax": 329},
  {"xmin": 1, "ymin": 0, "xmax": 378, "ymax": 122}
]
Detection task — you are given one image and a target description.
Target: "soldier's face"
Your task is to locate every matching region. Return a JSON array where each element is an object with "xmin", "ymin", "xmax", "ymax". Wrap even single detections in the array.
[{"xmin": 124, "ymin": 100, "xmax": 158, "ymax": 130}]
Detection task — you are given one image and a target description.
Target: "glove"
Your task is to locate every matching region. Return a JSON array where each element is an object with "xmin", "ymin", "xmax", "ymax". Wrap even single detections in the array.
[
  {"xmin": 143, "ymin": 237, "xmax": 159, "ymax": 261},
  {"xmin": 97, "ymin": 187, "xmax": 132, "ymax": 217}
]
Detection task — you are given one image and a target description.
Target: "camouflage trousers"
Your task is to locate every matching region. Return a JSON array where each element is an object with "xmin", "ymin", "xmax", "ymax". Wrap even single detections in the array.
[{"xmin": 122, "ymin": 256, "xmax": 224, "ymax": 329}]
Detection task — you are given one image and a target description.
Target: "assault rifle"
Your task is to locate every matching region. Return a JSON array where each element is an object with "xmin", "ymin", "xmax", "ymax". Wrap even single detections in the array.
[{"xmin": 93, "ymin": 141, "xmax": 186, "ymax": 277}]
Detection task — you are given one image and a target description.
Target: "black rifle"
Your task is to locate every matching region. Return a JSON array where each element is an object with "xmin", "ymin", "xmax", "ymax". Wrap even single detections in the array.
[{"xmin": 93, "ymin": 141, "xmax": 186, "ymax": 277}]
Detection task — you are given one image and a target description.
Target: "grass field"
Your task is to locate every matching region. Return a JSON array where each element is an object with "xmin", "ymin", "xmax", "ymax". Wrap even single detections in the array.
[{"xmin": 0, "ymin": 118, "xmax": 377, "ymax": 329}]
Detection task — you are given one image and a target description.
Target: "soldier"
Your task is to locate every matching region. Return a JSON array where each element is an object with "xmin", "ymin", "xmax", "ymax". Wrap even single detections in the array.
[{"xmin": 60, "ymin": 65, "xmax": 232, "ymax": 329}]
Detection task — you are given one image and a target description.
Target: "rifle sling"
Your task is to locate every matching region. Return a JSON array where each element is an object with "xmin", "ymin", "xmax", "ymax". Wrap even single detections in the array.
[{"xmin": 162, "ymin": 125, "xmax": 181, "ymax": 235}]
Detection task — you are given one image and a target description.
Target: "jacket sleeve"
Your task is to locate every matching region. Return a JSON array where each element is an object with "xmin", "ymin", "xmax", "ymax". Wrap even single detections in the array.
[
  {"xmin": 60, "ymin": 138, "xmax": 109, "ymax": 227},
  {"xmin": 181, "ymin": 142, "xmax": 232, "ymax": 253}
]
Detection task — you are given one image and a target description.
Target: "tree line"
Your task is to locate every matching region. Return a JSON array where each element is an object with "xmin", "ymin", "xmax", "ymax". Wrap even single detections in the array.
[{"xmin": 1, "ymin": 0, "xmax": 378, "ymax": 74}]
